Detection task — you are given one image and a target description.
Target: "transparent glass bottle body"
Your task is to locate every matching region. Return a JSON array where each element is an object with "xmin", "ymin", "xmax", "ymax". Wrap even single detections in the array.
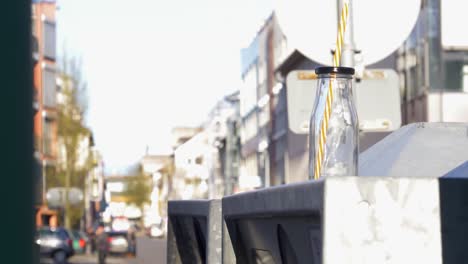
[{"xmin": 309, "ymin": 73, "xmax": 359, "ymax": 178}]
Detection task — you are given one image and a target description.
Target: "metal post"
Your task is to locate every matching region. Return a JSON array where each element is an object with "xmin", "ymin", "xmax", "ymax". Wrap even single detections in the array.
[
  {"xmin": 1, "ymin": 1, "xmax": 35, "ymax": 263},
  {"xmin": 337, "ymin": 0, "xmax": 360, "ymax": 120},
  {"xmin": 338, "ymin": 0, "xmax": 356, "ymax": 68}
]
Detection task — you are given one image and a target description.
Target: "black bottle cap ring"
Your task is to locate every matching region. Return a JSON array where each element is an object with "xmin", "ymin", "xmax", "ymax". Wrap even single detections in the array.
[{"xmin": 315, "ymin": 66, "xmax": 355, "ymax": 75}]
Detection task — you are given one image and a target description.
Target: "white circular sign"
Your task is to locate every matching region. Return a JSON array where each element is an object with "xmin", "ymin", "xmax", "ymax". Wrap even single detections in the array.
[
  {"xmin": 46, "ymin": 187, "xmax": 84, "ymax": 207},
  {"xmin": 275, "ymin": 0, "xmax": 421, "ymax": 66}
]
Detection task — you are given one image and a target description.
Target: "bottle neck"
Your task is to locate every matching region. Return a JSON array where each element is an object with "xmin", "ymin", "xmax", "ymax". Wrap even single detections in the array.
[
  {"xmin": 317, "ymin": 75, "xmax": 353, "ymax": 99},
  {"xmin": 317, "ymin": 73, "xmax": 353, "ymax": 80}
]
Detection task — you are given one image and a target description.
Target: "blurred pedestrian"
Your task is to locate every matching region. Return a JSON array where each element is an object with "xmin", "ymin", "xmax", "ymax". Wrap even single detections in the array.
[
  {"xmin": 127, "ymin": 225, "xmax": 137, "ymax": 256},
  {"xmin": 87, "ymin": 226, "xmax": 96, "ymax": 254},
  {"xmin": 96, "ymin": 223, "xmax": 108, "ymax": 264}
]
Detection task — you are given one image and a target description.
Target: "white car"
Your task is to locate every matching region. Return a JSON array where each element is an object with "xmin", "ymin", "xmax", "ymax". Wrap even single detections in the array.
[{"xmin": 106, "ymin": 231, "xmax": 129, "ymax": 254}]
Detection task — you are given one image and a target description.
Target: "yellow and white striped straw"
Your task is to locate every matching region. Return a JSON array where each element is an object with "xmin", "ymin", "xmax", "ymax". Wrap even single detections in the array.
[{"xmin": 314, "ymin": 2, "xmax": 349, "ymax": 180}]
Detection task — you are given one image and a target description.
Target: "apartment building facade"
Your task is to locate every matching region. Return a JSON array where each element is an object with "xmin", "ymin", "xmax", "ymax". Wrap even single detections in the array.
[
  {"xmin": 239, "ymin": 13, "xmax": 288, "ymax": 190},
  {"xmin": 33, "ymin": 0, "xmax": 58, "ymax": 226}
]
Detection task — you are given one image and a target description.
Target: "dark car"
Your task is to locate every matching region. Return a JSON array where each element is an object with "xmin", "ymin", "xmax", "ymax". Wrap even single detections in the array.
[
  {"xmin": 36, "ymin": 227, "xmax": 75, "ymax": 263},
  {"xmin": 70, "ymin": 230, "xmax": 87, "ymax": 254}
]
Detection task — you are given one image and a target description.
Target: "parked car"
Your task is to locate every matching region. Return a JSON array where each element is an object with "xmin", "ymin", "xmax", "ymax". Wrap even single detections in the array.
[
  {"xmin": 106, "ymin": 231, "xmax": 129, "ymax": 254},
  {"xmin": 70, "ymin": 230, "xmax": 87, "ymax": 254},
  {"xmin": 79, "ymin": 230, "xmax": 90, "ymax": 248},
  {"xmin": 36, "ymin": 227, "xmax": 74, "ymax": 263}
]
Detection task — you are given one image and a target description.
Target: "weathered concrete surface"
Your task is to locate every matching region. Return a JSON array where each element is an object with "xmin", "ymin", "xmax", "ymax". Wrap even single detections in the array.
[{"xmin": 135, "ymin": 237, "xmax": 166, "ymax": 264}]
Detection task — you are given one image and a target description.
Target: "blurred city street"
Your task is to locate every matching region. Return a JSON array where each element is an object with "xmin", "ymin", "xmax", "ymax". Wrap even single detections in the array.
[
  {"xmin": 41, "ymin": 254, "xmax": 136, "ymax": 264},
  {"xmin": 39, "ymin": 237, "xmax": 166, "ymax": 264},
  {"xmin": 14, "ymin": 0, "xmax": 468, "ymax": 263}
]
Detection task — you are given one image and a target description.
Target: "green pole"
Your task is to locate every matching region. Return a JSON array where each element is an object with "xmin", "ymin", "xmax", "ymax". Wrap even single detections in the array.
[{"xmin": 0, "ymin": 0, "xmax": 36, "ymax": 263}]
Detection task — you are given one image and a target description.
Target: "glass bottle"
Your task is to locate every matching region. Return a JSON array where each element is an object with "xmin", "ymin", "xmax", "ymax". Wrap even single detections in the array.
[{"xmin": 309, "ymin": 67, "xmax": 358, "ymax": 178}]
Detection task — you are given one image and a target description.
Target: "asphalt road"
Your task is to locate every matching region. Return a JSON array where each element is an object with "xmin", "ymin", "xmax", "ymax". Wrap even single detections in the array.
[
  {"xmin": 40, "ymin": 254, "xmax": 137, "ymax": 264},
  {"xmin": 39, "ymin": 237, "xmax": 166, "ymax": 264}
]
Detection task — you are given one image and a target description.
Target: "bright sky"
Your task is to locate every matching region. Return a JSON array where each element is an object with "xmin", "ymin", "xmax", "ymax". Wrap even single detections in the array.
[{"xmin": 56, "ymin": 0, "xmax": 273, "ymax": 173}]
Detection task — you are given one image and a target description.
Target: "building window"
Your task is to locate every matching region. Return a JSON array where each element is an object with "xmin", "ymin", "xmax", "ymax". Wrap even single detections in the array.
[
  {"xmin": 244, "ymin": 154, "xmax": 258, "ymax": 177},
  {"xmin": 258, "ymin": 106, "xmax": 269, "ymax": 127},
  {"xmin": 42, "ymin": 65, "xmax": 56, "ymax": 108},
  {"xmin": 463, "ymin": 65, "xmax": 468, "ymax": 92},
  {"xmin": 242, "ymin": 114, "xmax": 258, "ymax": 142},
  {"xmin": 257, "ymin": 81, "xmax": 268, "ymax": 99},
  {"xmin": 42, "ymin": 20, "xmax": 56, "ymax": 61},
  {"xmin": 408, "ymin": 65, "xmax": 418, "ymax": 100},
  {"xmin": 32, "ymin": 18, "xmax": 36, "ymax": 37},
  {"xmin": 240, "ymin": 68, "xmax": 258, "ymax": 116},
  {"xmin": 445, "ymin": 60, "xmax": 464, "ymax": 91}
]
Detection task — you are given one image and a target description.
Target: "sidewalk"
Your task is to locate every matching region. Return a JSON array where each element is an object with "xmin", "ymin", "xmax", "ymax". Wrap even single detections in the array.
[{"xmin": 134, "ymin": 237, "xmax": 166, "ymax": 264}]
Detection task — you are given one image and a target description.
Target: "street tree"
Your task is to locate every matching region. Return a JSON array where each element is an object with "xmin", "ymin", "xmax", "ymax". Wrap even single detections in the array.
[
  {"xmin": 55, "ymin": 56, "xmax": 92, "ymax": 229},
  {"xmin": 122, "ymin": 166, "xmax": 152, "ymax": 225}
]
